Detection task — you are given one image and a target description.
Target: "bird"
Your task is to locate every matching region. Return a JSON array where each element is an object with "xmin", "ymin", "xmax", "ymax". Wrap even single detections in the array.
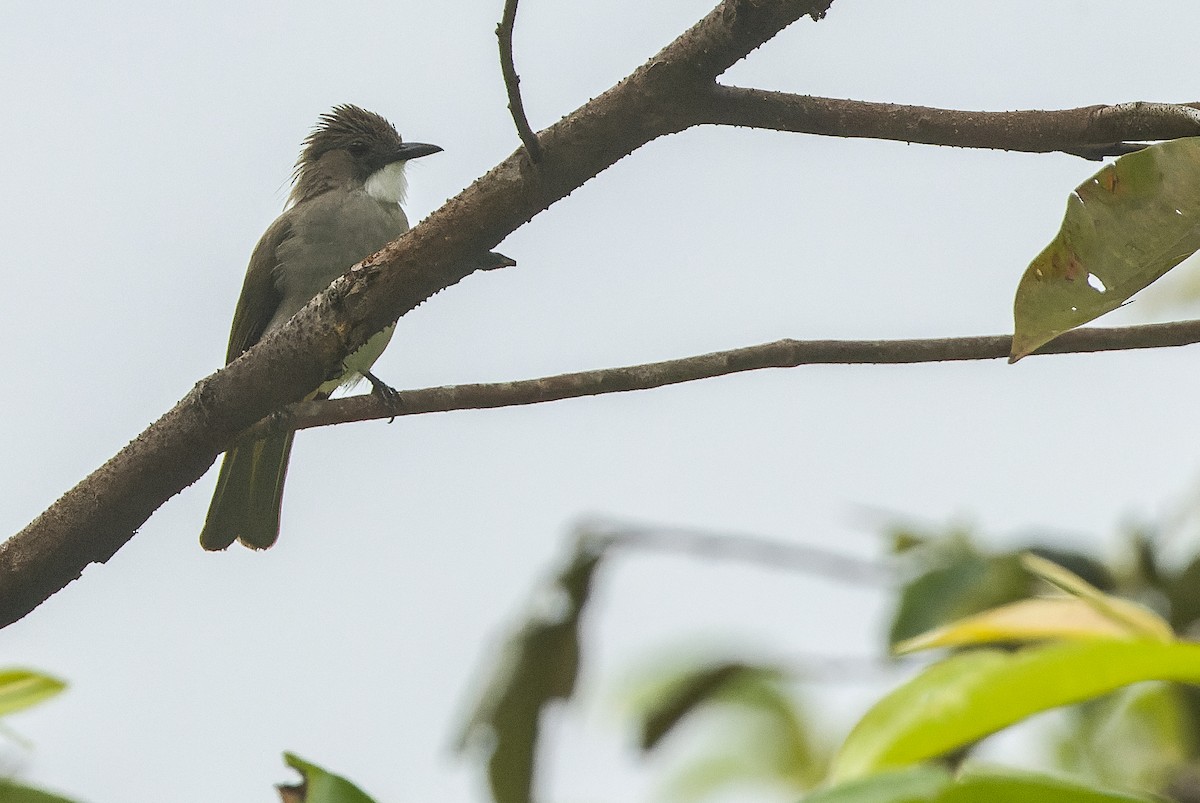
[{"xmin": 201, "ymin": 104, "xmax": 457, "ymax": 550}]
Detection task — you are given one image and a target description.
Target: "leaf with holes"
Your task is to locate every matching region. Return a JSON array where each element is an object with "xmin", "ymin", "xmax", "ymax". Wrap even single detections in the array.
[{"xmin": 1010, "ymin": 137, "xmax": 1200, "ymax": 361}]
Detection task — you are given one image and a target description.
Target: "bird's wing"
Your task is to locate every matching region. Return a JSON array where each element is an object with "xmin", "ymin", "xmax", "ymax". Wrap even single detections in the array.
[{"xmin": 225, "ymin": 214, "xmax": 294, "ymax": 364}]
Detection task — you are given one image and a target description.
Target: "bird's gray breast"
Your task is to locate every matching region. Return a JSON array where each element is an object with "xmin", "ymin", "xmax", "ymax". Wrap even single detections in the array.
[{"xmin": 267, "ymin": 190, "xmax": 410, "ymax": 332}]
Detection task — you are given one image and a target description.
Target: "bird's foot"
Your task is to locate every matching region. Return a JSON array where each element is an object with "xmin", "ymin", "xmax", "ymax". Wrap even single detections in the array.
[{"xmin": 361, "ymin": 370, "xmax": 402, "ymax": 422}]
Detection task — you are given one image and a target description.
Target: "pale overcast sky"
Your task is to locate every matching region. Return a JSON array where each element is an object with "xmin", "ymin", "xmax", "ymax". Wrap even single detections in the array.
[{"xmin": 3, "ymin": 1, "xmax": 1200, "ymax": 801}]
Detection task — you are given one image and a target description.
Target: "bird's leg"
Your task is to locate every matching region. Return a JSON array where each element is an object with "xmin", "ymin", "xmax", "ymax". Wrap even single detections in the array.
[
  {"xmin": 264, "ymin": 408, "xmax": 293, "ymax": 437},
  {"xmin": 361, "ymin": 370, "xmax": 402, "ymax": 422}
]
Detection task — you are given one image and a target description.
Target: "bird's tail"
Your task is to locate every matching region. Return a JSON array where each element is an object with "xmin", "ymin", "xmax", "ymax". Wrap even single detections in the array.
[{"xmin": 200, "ymin": 431, "xmax": 295, "ymax": 550}]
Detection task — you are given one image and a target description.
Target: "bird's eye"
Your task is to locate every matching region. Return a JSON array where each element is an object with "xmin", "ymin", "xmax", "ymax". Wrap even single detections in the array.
[{"xmin": 347, "ymin": 140, "xmax": 368, "ymax": 156}]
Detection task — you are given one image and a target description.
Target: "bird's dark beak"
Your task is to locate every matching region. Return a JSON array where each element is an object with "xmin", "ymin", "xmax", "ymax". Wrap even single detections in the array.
[{"xmin": 395, "ymin": 142, "xmax": 443, "ymax": 162}]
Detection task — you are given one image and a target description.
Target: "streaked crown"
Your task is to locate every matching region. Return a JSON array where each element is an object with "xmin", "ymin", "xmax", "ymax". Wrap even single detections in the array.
[{"xmin": 294, "ymin": 104, "xmax": 405, "ymax": 183}]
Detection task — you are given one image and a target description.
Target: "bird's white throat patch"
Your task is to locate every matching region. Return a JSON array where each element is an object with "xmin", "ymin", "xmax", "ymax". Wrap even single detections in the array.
[{"xmin": 364, "ymin": 161, "xmax": 408, "ymax": 204}]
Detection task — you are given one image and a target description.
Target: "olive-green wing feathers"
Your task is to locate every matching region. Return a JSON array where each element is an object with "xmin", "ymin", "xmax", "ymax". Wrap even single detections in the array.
[{"xmin": 225, "ymin": 214, "xmax": 293, "ymax": 362}]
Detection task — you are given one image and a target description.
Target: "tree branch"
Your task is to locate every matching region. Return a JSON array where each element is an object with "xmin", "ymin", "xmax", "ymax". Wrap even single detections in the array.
[
  {"xmin": 697, "ymin": 88, "xmax": 1200, "ymax": 158},
  {"xmin": 247, "ymin": 319, "xmax": 1200, "ymax": 435},
  {"xmin": 496, "ymin": 0, "xmax": 542, "ymax": 163}
]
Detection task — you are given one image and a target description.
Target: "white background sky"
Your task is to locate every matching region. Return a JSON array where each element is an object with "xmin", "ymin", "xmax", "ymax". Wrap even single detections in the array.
[{"xmin": 3, "ymin": 1, "xmax": 1200, "ymax": 801}]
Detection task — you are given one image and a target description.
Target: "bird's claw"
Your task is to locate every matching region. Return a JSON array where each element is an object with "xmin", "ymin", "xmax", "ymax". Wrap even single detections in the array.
[{"xmin": 361, "ymin": 370, "xmax": 402, "ymax": 422}]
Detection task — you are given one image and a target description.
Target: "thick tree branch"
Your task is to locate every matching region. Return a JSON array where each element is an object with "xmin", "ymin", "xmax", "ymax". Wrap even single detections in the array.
[
  {"xmin": 697, "ymin": 89, "xmax": 1200, "ymax": 157},
  {"xmin": 248, "ymin": 319, "xmax": 1200, "ymax": 434},
  {"xmin": 497, "ymin": 0, "xmax": 542, "ymax": 162}
]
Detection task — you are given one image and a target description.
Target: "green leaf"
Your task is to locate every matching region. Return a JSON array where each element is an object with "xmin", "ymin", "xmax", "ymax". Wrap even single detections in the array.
[
  {"xmin": 620, "ymin": 651, "xmax": 830, "ymax": 798},
  {"xmin": 1011, "ymin": 137, "xmax": 1200, "ymax": 361},
  {"xmin": 1024, "ymin": 547, "xmax": 1115, "ymax": 593},
  {"xmin": 896, "ymin": 554, "xmax": 1174, "ymax": 653},
  {"xmin": 802, "ymin": 766, "xmax": 951, "ymax": 802},
  {"xmin": 1020, "ymin": 553, "xmax": 1173, "ymax": 641},
  {"xmin": 0, "ymin": 669, "xmax": 66, "ymax": 717},
  {"xmin": 831, "ymin": 640, "xmax": 1200, "ymax": 782},
  {"xmin": 0, "ymin": 778, "xmax": 80, "ymax": 803},
  {"xmin": 457, "ymin": 539, "xmax": 606, "ymax": 803},
  {"xmin": 941, "ymin": 765, "xmax": 1159, "ymax": 802},
  {"xmin": 638, "ymin": 662, "xmax": 754, "ymax": 751},
  {"xmin": 894, "ymin": 597, "xmax": 1156, "ymax": 654},
  {"xmin": 1164, "ymin": 552, "xmax": 1200, "ymax": 632},
  {"xmin": 279, "ymin": 753, "xmax": 378, "ymax": 803},
  {"xmin": 1052, "ymin": 683, "xmax": 1195, "ymax": 793},
  {"xmin": 889, "ymin": 547, "xmax": 1030, "ymax": 646},
  {"xmin": 653, "ymin": 663, "xmax": 828, "ymax": 798},
  {"xmin": 805, "ymin": 765, "xmax": 1156, "ymax": 803}
]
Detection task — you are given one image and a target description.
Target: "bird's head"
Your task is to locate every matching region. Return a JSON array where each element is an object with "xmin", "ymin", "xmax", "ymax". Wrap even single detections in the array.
[{"xmin": 291, "ymin": 104, "xmax": 442, "ymax": 204}]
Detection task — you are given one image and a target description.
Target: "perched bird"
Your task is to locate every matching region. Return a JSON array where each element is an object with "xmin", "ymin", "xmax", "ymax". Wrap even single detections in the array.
[{"xmin": 201, "ymin": 105, "xmax": 447, "ymax": 551}]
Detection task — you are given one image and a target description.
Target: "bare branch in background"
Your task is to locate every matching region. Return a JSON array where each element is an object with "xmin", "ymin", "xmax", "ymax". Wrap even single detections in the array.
[{"xmin": 578, "ymin": 519, "xmax": 890, "ymax": 586}]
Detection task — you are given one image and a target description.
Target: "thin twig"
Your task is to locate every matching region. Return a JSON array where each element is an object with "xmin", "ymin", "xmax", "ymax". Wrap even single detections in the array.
[
  {"xmin": 255, "ymin": 318, "xmax": 1200, "ymax": 435},
  {"xmin": 497, "ymin": 0, "xmax": 542, "ymax": 163}
]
